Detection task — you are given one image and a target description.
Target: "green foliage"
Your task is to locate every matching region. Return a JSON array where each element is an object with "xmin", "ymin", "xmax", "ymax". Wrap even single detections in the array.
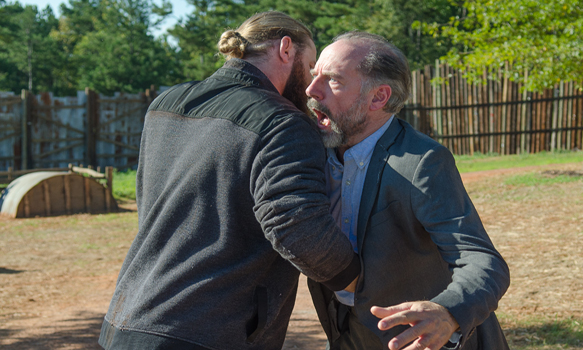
[
  {"xmin": 368, "ymin": 0, "xmax": 462, "ymax": 70},
  {"xmin": 422, "ymin": 0, "xmax": 583, "ymax": 92},
  {"xmin": 169, "ymin": 0, "xmax": 254, "ymax": 81},
  {"xmin": 169, "ymin": 0, "xmax": 462, "ymax": 81},
  {"xmin": 0, "ymin": 0, "xmax": 181, "ymax": 95},
  {"xmin": 0, "ymin": 3, "xmax": 65, "ymax": 94},
  {"xmin": 0, "ymin": 0, "xmax": 465, "ymax": 92},
  {"xmin": 70, "ymin": 0, "xmax": 181, "ymax": 94}
]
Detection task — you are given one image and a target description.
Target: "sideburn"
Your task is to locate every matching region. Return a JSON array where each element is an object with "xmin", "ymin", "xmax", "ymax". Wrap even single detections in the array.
[{"xmin": 282, "ymin": 54, "xmax": 310, "ymax": 115}]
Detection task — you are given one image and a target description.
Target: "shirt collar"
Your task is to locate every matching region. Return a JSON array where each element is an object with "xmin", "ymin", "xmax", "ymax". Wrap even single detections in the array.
[{"xmin": 327, "ymin": 116, "xmax": 394, "ymax": 169}]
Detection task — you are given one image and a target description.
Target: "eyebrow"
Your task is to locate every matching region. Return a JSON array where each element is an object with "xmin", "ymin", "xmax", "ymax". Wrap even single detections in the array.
[{"xmin": 310, "ymin": 69, "xmax": 343, "ymax": 80}]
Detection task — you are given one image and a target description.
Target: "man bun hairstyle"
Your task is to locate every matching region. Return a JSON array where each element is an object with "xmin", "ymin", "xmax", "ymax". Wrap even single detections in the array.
[
  {"xmin": 218, "ymin": 30, "xmax": 250, "ymax": 59},
  {"xmin": 218, "ymin": 11, "xmax": 313, "ymax": 60},
  {"xmin": 333, "ymin": 31, "xmax": 412, "ymax": 115}
]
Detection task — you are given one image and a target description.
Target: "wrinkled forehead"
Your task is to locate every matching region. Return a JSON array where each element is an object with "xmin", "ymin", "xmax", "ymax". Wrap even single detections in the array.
[{"xmin": 316, "ymin": 39, "xmax": 368, "ymax": 73}]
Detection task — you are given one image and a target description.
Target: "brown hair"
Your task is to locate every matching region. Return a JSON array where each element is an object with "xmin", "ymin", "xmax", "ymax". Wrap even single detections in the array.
[
  {"xmin": 218, "ymin": 11, "xmax": 312, "ymax": 60},
  {"xmin": 333, "ymin": 31, "xmax": 411, "ymax": 115}
]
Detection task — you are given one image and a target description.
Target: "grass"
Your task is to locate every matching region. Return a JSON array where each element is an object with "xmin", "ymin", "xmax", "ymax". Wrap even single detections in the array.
[
  {"xmin": 499, "ymin": 313, "xmax": 583, "ymax": 350},
  {"xmin": 112, "ymin": 169, "xmax": 137, "ymax": 200},
  {"xmin": 504, "ymin": 172, "xmax": 583, "ymax": 186},
  {"xmin": 454, "ymin": 150, "xmax": 583, "ymax": 173}
]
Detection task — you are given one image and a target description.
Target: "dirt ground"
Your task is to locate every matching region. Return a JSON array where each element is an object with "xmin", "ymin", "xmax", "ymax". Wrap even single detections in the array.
[{"xmin": 1, "ymin": 162, "xmax": 582, "ymax": 349}]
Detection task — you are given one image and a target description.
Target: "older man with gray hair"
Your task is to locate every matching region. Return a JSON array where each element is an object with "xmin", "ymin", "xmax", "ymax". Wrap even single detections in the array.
[{"xmin": 306, "ymin": 31, "xmax": 510, "ymax": 350}]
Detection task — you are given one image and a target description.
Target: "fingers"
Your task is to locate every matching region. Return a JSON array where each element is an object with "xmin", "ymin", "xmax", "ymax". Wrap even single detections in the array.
[
  {"xmin": 370, "ymin": 302, "xmax": 413, "ymax": 319},
  {"xmin": 386, "ymin": 322, "xmax": 445, "ymax": 350},
  {"xmin": 370, "ymin": 301, "xmax": 460, "ymax": 350}
]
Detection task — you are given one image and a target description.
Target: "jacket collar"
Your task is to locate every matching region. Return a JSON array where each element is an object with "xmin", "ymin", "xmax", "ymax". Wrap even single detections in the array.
[{"xmin": 215, "ymin": 58, "xmax": 280, "ymax": 94}]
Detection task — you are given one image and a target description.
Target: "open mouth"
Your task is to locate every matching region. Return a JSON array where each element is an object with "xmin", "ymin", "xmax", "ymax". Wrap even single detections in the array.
[{"xmin": 311, "ymin": 108, "xmax": 332, "ymax": 131}]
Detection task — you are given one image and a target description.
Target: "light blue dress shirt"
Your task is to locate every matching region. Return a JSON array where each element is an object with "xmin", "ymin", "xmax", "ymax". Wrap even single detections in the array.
[{"xmin": 326, "ymin": 117, "xmax": 393, "ymax": 306}]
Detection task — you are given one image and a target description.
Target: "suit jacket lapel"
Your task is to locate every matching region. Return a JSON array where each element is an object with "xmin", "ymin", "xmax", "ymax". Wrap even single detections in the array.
[{"xmin": 356, "ymin": 118, "xmax": 404, "ymax": 250}]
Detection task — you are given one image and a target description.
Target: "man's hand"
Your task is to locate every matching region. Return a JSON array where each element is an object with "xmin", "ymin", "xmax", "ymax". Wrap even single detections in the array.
[
  {"xmin": 370, "ymin": 301, "xmax": 459, "ymax": 350},
  {"xmin": 343, "ymin": 276, "xmax": 359, "ymax": 293}
]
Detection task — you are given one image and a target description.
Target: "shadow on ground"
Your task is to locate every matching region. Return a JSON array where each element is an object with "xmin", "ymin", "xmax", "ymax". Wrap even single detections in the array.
[
  {"xmin": 0, "ymin": 267, "xmax": 25, "ymax": 274},
  {"xmin": 0, "ymin": 311, "xmax": 104, "ymax": 350}
]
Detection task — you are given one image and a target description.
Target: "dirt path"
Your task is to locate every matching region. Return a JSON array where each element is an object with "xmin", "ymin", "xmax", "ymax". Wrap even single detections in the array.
[{"xmin": 1, "ymin": 162, "xmax": 582, "ymax": 349}]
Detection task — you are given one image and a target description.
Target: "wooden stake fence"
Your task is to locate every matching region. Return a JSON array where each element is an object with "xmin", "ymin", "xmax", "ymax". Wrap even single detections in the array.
[{"xmin": 401, "ymin": 62, "xmax": 583, "ymax": 155}]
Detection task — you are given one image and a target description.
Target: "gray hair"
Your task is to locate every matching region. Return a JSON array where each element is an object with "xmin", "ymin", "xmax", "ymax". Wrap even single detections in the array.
[{"xmin": 333, "ymin": 31, "xmax": 411, "ymax": 115}]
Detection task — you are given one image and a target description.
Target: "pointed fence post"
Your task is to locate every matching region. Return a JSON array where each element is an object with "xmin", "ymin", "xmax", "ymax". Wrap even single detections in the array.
[
  {"xmin": 20, "ymin": 89, "xmax": 32, "ymax": 170},
  {"xmin": 85, "ymin": 88, "xmax": 98, "ymax": 168}
]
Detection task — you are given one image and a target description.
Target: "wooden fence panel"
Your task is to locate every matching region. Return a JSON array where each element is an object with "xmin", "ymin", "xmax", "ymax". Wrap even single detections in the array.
[
  {"xmin": 95, "ymin": 86, "xmax": 155, "ymax": 171},
  {"xmin": 0, "ymin": 87, "xmax": 159, "ymax": 175},
  {"xmin": 0, "ymin": 92, "xmax": 23, "ymax": 170},
  {"xmin": 29, "ymin": 91, "xmax": 87, "ymax": 169},
  {"xmin": 400, "ymin": 62, "xmax": 583, "ymax": 155}
]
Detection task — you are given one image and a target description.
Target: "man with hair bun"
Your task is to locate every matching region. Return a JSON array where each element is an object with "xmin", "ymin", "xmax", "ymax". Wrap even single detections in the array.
[
  {"xmin": 306, "ymin": 31, "xmax": 510, "ymax": 350},
  {"xmin": 99, "ymin": 11, "xmax": 360, "ymax": 350}
]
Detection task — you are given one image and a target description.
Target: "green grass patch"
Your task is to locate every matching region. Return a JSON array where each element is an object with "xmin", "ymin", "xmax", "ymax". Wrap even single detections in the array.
[
  {"xmin": 112, "ymin": 169, "xmax": 137, "ymax": 200},
  {"xmin": 454, "ymin": 150, "xmax": 583, "ymax": 173},
  {"xmin": 499, "ymin": 313, "xmax": 583, "ymax": 349},
  {"xmin": 505, "ymin": 172, "xmax": 583, "ymax": 186}
]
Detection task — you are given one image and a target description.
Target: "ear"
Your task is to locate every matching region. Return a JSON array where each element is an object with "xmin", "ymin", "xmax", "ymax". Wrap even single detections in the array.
[
  {"xmin": 369, "ymin": 84, "xmax": 392, "ymax": 111},
  {"xmin": 278, "ymin": 36, "xmax": 294, "ymax": 64}
]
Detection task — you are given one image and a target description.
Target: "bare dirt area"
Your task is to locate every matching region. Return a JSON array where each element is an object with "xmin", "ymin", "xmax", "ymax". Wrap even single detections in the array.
[{"xmin": 1, "ymin": 162, "xmax": 582, "ymax": 349}]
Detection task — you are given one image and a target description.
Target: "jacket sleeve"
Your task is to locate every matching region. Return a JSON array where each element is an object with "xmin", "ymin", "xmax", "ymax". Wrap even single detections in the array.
[
  {"xmin": 410, "ymin": 145, "xmax": 510, "ymax": 345},
  {"xmin": 251, "ymin": 115, "xmax": 360, "ymax": 291}
]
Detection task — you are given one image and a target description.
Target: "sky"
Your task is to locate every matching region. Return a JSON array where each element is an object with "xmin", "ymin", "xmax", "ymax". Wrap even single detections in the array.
[{"xmin": 16, "ymin": 0, "xmax": 193, "ymax": 38}]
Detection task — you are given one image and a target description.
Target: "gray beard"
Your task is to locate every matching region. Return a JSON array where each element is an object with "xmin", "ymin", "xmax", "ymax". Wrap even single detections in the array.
[
  {"xmin": 320, "ymin": 120, "xmax": 345, "ymax": 148},
  {"xmin": 308, "ymin": 97, "xmax": 369, "ymax": 149}
]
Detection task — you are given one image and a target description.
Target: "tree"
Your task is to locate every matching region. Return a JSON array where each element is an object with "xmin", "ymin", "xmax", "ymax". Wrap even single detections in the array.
[
  {"xmin": 367, "ymin": 0, "xmax": 462, "ymax": 70},
  {"xmin": 71, "ymin": 0, "xmax": 181, "ymax": 94},
  {"xmin": 169, "ymin": 0, "xmax": 461, "ymax": 78},
  {"xmin": 169, "ymin": 0, "xmax": 256, "ymax": 81},
  {"xmin": 0, "ymin": 2, "xmax": 63, "ymax": 94},
  {"xmin": 423, "ymin": 0, "xmax": 583, "ymax": 91}
]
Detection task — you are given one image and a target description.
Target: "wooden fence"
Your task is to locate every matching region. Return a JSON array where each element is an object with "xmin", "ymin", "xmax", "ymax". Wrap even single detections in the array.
[
  {"xmin": 2, "ymin": 65, "xmax": 583, "ymax": 178},
  {"xmin": 400, "ymin": 61, "xmax": 583, "ymax": 155},
  {"xmin": 0, "ymin": 87, "xmax": 157, "ymax": 174}
]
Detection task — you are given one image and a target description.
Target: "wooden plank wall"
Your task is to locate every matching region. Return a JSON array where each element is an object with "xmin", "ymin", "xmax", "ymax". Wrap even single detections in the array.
[
  {"xmin": 0, "ymin": 88, "xmax": 156, "ymax": 172},
  {"xmin": 0, "ymin": 92, "xmax": 22, "ymax": 170},
  {"xmin": 401, "ymin": 62, "xmax": 583, "ymax": 155}
]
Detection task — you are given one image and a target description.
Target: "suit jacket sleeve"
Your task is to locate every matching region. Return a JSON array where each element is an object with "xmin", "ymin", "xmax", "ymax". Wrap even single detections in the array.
[{"xmin": 410, "ymin": 144, "xmax": 510, "ymax": 342}]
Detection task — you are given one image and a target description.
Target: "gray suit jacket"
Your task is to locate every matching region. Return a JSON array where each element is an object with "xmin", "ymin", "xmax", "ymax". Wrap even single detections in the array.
[{"xmin": 309, "ymin": 118, "xmax": 510, "ymax": 349}]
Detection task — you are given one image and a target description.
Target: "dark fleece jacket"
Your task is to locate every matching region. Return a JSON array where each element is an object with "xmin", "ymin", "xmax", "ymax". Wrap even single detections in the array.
[{"xmin": 99, "ymin": 59, "xmax": 360, "ymax": 350}]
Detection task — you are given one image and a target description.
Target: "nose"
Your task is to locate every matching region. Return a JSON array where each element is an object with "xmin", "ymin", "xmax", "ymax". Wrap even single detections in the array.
[{"xmin": 305, "ymin": 77, "xmax": 322, "ymax": 100}]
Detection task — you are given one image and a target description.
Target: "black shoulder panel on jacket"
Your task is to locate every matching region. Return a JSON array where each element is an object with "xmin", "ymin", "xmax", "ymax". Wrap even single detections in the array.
[{"xmin": 147, "ymin": 76, "xmax": 314, "ymax": 137}]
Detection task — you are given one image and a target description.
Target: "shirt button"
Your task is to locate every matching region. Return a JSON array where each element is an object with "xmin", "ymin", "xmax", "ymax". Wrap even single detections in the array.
[
  {"xmin": 359, "ymin": 162, "xmax": 364, "ymax": 166},
  {"xmin": 346, "ymin": 180, "xmax": 351, "ymax": 185},
  {"xmin": 344, "ymin": 218, "xmax": 349, "ymax": 223},
  {"xmin": 332, "ymin": 166, "xmax": 336, "ymax": 170}
]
